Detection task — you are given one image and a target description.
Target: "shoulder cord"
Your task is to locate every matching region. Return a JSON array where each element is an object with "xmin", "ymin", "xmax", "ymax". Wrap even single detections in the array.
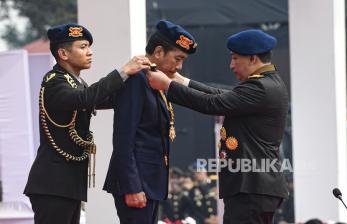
[{"xmin": 39, "ymin": 74, "xmax": 96, "ymax": 187}]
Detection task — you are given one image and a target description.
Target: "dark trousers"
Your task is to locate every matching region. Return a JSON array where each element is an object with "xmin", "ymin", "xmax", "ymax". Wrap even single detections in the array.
[
  {"xmin": 223, "ymin": 193, "xmax": 282, "ymax": 224},
  {"xmin": 29, "ymin": 194, "xmax": 81, "ymax": 224},
  {"xmin": 113, "ymin": 194, "xmax": 159, "ymax": 224}
]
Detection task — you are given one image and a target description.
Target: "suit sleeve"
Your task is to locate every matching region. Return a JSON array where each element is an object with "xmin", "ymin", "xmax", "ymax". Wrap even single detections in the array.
[
  {"xmin": 44, "ymin": 69, "xmax": 124, "ymax": 111},
  {"xmin": 167, "ymin": 80, "xmax": 266, "ymax": 116},
  {"xmin": 188, "ymin": 80, "xmax": 226, "ymax": 94},
  {"xmin": 112, "ymin": 74, "xmax": 145, "ymax": 194}
]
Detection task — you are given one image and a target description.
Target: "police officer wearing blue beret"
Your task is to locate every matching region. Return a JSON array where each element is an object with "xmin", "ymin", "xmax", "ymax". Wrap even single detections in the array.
[
  {"xmin": 23, "ymin": 23, "xmax": 151, "ymax": 224},
  {"xmin": 147, "ymin": 29, "xmax": 289, "ymax": 224},
  {"xmin": 103, "ymin": 20, "xmax": 197, "ymax": 224}
]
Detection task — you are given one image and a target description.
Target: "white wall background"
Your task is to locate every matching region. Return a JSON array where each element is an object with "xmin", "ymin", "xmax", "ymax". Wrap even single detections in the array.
[
  {"xmin": 0, "ymin": 50, "xmax": 34, "ymax": 203},
  {"xmin": 289, "ymin": 0, "xmax": 347, "ymax": 222}
]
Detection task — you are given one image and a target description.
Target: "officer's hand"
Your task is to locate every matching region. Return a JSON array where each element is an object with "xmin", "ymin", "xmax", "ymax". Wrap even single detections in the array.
[
  {"xmin": 124, "ymin": 192, "xmax": 147, "ymax": 208},
  {"xmin": 122, "ymin": 56, "xmax": 151, "ymax": 75},
  {"xmin": 147, "ymin": 70, "xmax": 171, "ymax": 91}
]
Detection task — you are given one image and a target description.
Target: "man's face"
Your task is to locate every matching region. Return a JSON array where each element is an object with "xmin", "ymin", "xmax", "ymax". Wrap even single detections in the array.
[
  {"xmin": 230, "ymin": 53, "xmax": 252, "ymax": 81},
  {"xmin": 63, "ymin": 40, "xmax": 93, "ymax": 70},
  {"xmin": 156, "ymin": 48, "xmax": 188, "ymax": 77}
]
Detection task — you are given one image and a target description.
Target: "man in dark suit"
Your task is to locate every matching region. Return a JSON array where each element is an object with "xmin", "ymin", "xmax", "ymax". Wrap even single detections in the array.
[
  {"xmin": 103, "ymin": 20, "xmax": 197, "ymax": 224},
  {"xmin": 24, "ymin": 23, "xmax": 150, "ymax": 224},
  {"xmin": 147, "ymin": 29, "xmax": 289, "ymax": 224}
]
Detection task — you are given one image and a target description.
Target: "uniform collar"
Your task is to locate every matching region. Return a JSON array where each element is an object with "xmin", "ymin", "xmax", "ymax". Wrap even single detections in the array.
[
  {"xmin": 248, "ymin": 64, "xmax": 276, "ymax": 79},
  {"xmin": 53, "ymin": 63, "xmax": 68, "ymax": 74},
  {"xmin": 53, "ymin": 63, "xmax": 83, "ymax": 84}
]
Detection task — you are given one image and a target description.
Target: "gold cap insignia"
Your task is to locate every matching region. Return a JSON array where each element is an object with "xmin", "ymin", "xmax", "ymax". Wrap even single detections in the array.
[
  {"xmin": 226, "ymin": 136, "xmax": 238, "ymax": 151},
  {"xmin": 69, "ymin": 27, "xmax": 83, "ymax": 38},
  {"xmin": 176, "ymin": 35, "xmax": 193, "ymax": 50},
  {"xmin": 220, "ymin": 127, "xmax": 227, "ymax": 141}
]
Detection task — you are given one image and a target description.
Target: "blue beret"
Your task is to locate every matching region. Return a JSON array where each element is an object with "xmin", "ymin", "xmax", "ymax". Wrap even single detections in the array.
[
  {"xmin": 156, "ymin": 20, "xmax": 197, "ymax": 54},
  {"xmin": 47, "ymin": 23, "xmax": 93, "ymax": 45},
  {"xmin": 226, "ymin": 29, "xmax": 276, "ymax": 55}
]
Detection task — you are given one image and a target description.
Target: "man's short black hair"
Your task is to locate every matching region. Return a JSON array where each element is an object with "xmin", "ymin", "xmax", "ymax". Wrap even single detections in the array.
[
  {"xmin": 256, "ymin": 51, "xmax": 272, "ymax": 63},
  {"xmin": 145, "ymin": 32, "xmax": 175, "ymax": 55},
  {"xmin": 50, "ymin": 41, "xmax": 73, "ymax": 60}
]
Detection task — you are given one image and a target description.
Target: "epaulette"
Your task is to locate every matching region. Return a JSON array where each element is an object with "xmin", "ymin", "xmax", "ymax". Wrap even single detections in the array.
[{"xmin": 43, "ymin": 72, "xmax": 77, "ymax": 88}]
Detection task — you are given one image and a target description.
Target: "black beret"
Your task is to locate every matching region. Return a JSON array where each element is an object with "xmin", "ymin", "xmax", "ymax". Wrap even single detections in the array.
[{"xmin": 47, "ymin": 23, "xmax": 93, "ymax": 45}]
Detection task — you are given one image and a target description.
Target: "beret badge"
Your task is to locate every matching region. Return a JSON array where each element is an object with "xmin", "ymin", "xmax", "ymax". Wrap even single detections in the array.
[
  {"xmin": 176, "ymin": 35, "xmax": 193, "ymax": 50},
  {"xmin": 69, "ymin": 27, "xmax": 83, "ymax": 38}
]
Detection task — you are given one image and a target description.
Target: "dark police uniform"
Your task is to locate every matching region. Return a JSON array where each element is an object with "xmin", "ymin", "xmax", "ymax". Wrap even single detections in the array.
[
  {"xmin": 24, "ymin": 24, "xmax": 126, "ymax": 224},
  {"xmin": 165, "ymin": 30, "xmax": 289, "ymax": 224},
  {"xmin": 103, "ymin": 20, "xmax": 197, "ymax": 224}
]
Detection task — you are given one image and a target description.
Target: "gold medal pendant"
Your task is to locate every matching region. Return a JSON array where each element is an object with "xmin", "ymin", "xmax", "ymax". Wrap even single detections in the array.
[
  {"xmin": 159, "ymin": 90, "xmax": 176, "ymax": 142},
  {"xmin": 226, "ymin": 136, "xmax": 238, "ymax": 151},
  {"xmin": 169, "ymin": 124, "xmax": 176, "ymax": 142}
]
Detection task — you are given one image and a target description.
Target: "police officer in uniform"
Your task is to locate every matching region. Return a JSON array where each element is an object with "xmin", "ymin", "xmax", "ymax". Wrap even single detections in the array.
[
  {"xmin": 103, "ymin": 20, "xmax": 197, "ymax": 224},
  {"xmin": 24, "ymin": 23, "xmax": 150, "ymax": 224},
  {"xmin": 147, "ymin": 29, "xmax": 289, "ymax": 224}
]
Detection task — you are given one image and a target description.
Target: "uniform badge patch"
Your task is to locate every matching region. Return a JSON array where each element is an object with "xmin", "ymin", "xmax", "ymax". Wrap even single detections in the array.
[
  {"xmin": 220, "ymin": 127, "xmax": 227, "ymax": 141},
  {"xmin": 176, "ymin": 35, "xmax": 193, "ymax": 50},
  {"xmin": 69, "ymin": 27, "xmax": 83, "ymax": 38},
  {"xmin": 226, "ymin": 136, "xmax": 238, "ymax": 151}
]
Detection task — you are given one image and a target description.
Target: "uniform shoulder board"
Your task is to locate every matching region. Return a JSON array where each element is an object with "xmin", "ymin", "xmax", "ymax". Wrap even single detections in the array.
[
  {"xmin": 45, "ymin": 73, "xmax": 56, "ymax": 82},
  {"xmin": 248, "ymin": 74, "xmax": 265, "ymax": 79}
]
